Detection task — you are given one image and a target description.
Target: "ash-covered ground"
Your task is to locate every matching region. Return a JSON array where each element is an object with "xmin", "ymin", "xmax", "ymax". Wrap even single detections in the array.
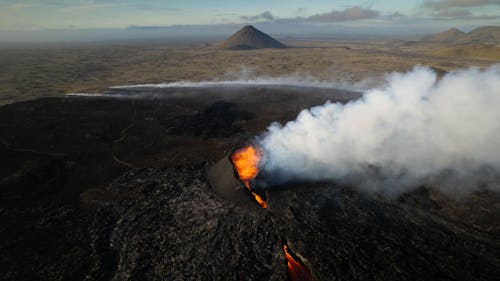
[{"xmin": 0, "ymin": 86, "xmax": 499, "ymax": 280}]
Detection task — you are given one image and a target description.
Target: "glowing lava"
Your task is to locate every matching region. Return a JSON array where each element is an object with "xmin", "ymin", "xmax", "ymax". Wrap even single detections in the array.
[
  {"xmin": 231, "ymin": 145, "xmax": 267, "ymax": 208},
  {"xmin": 283, "ymin": 245, "xmax": 313, "ymax": 281}
]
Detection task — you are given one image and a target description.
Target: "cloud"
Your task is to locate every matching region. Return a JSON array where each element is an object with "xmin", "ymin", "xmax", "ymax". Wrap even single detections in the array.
[
  {"xmin": 295, "ymin": 7, "xmax": 307, "ymax": 15},
  {"xmin": 216, "ymin": 13, "xmax": 239, "ymax": 17},
  {"xmin": 4, "ymin": 0, "xmax": 79, "ymax": 7},
  {"xmin": 386, "ymin": 12, "xmax": 407, "ymax": 21},
  {"xmin": 429, "ymin": 9, "xmax": 499, "ymax": 20},
  {"xmin": 434, "ymin": 10, "xmax": 472, "ymax": 17},
  {"xmin": 59, "ymin": 3, "xmax": 114, "ymax": 13},
  {"xmin": 306, "ymin": 6, "xmax": 380, "ymax": 22},
  {"xmin": 465, "ymin": 14, "xmax": 500, "ymax": 20},
  {"xmin": 423, "ymin": 0, "xmax": 500, "ymax": 10},
  {"xmin": 7, "ymin": 3, "xmax": 34, "ymax": 11},
  {"xmin": 125, "ymin": 3, "xmax": 181, "ymax": 11},
  {"xmin": 240, "ymin": 11, "xmax": 274, "ymax": 21},
  {"xmin": 3, "ymin": 0, "xmax": 179, "ymax": 14}
]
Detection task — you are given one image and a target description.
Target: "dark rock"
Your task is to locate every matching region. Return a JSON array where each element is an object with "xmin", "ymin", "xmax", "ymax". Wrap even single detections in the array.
[
  {"xmin": 80, "ymin": 166, "xmax": 500, "ymax": 280},
  {"xmin": 0, "ymin": 86, "xmax": 498, "ymax": 280},
  {"xmin": 162, "ymin": 101, "xmax": 255, "ymax": 138}
]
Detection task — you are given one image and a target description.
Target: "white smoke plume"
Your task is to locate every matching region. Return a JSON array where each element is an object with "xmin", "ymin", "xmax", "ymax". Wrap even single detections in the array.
[
  {"xmin": 111, "ymin": 78, "xmax": 343, "ymax": 90},
  {"xmin": 112, "ymin": 66, "xmax": 378, "ymax": 92},
  {"xmin": 259, "ymin": 65, "xmax": 500, "ymax": 196}
]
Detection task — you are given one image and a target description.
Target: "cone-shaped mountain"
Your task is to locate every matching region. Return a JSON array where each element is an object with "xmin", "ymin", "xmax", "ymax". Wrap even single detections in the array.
[{"xmin": 220, "ymin": 25, "xmax": 286, "ymax": 50}]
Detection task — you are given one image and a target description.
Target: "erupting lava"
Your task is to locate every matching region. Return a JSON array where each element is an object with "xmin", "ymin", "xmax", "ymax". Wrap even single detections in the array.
[
  {"xmin": 231, "ymin": 145, "xmax": 267, "ymax": 208},
  {"xmin": 283, "ymin": 245, "xmax": 313, "ymax": 281}
]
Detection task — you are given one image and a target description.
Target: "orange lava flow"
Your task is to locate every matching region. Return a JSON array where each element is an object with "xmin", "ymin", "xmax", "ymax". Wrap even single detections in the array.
[
  {"xmin": 283, "ymin": 245, "xmax": 313, "ymax": 281},
  {"xmin": 249, "ymin": 190, "xmax": 267, "ymax": 209},
  {"xmin": 231, "ymin": 145, "xmax": 267, "ymax": 208}
]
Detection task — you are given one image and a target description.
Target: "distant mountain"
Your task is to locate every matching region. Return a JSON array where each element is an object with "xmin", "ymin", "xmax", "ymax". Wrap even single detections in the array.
[
  {"xmin": 219, "ymin": 25, "xmax": 286, "ymax": 50},
  {"xmin": 421, "ymin": 26, "xmax": 500, "ymax": 44},
  {"xmin": 421, "ymin": 28, "xmax": 465, "ymax": 43},
  {"xmin": 457, "ymin": 26, "xmax": 500, "ymax": 44}
]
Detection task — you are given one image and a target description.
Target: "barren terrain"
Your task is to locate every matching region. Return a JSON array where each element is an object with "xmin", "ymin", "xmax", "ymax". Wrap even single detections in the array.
[
  {"xmin": 1, "ymin": 38, "xmax": 499, "ymax": 280},
  {"xmin": 1, "ymin": 39, "xmax": 498, "ymax": 106}
]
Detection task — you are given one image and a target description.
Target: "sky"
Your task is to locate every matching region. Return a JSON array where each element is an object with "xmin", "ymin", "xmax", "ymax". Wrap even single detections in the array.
[{"xmin": 0, "ymin": 0, "xmax": 499, "ymax": 42}]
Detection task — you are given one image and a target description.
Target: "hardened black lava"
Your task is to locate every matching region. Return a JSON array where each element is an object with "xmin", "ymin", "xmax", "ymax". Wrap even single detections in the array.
[{"xmin": 1, "ymin": 86, "xmax": 498, "ymax": 280}]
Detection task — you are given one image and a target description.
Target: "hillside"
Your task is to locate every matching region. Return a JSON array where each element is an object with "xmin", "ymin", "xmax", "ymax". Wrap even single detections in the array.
[
  {"xmin": 422, "ymin": 28, "xmax": 465, "ymax": 43},
  {"xmin": 428, "ymin": 44, "xmax": 500, "ymax": 60},
  {"xmin": 422, "ymin": 26, "xmax": 500, "ymax": 44},
  {"xmin": 458, "ymin": 26, "xmax": 500, "ymax": 44}
]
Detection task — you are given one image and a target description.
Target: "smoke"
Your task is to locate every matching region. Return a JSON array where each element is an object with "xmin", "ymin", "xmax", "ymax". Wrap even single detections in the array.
[
  {"xmin": 112, "ymin": 78, "xmax": 343, "ymax": 90},
  {"xmin": 65, "ymin": 93, "xmax": 106, "ymax": 97},
  {"xmin": 112, "ymin": 66, "xmax": 378, "ymax": 92},
  {"xmin": 259, "ymin": 65, "xmax": 500, "ymax": 196}
]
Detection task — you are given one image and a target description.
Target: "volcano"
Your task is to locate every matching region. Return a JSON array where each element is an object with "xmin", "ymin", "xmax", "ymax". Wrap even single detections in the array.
[
  {"xmin": 2, "ymin": 85, "xmax": 499, "ymax": 280},
  {"xmin": 208, "ymin": 145, "xmax": 267, "ymax": 209},
  {"xmin": 219, "ymin": 25, "xmax": 287, "ymax": 50}
]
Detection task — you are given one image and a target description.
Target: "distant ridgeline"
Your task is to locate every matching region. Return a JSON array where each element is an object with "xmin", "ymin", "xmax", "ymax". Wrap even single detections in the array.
[{"xmin": 421, "ymin": 26, "xmax": 500, "ymax": 44}]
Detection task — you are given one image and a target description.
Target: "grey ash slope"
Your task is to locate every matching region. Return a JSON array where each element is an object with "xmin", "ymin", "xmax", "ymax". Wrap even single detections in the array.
[{"xmin": 219, "ymin": 25, "xmax": 287, "ymax": 50}]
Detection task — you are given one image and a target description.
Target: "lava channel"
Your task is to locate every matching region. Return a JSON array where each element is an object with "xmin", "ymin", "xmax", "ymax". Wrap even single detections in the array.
[{"xmin": 283, "ymin": 244, "xmax": 313, "ymax": 281}]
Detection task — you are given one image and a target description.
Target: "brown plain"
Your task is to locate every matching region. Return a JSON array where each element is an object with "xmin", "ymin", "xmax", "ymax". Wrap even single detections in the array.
[{"xmin": 1, "ymin": 37, "xmax": 498, "ymax": 106}]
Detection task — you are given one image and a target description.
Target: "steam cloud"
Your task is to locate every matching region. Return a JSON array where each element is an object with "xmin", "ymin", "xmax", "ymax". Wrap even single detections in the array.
[{"xmin": 259, "ymin": 65, "xmax": 500, "ymax": 196}]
